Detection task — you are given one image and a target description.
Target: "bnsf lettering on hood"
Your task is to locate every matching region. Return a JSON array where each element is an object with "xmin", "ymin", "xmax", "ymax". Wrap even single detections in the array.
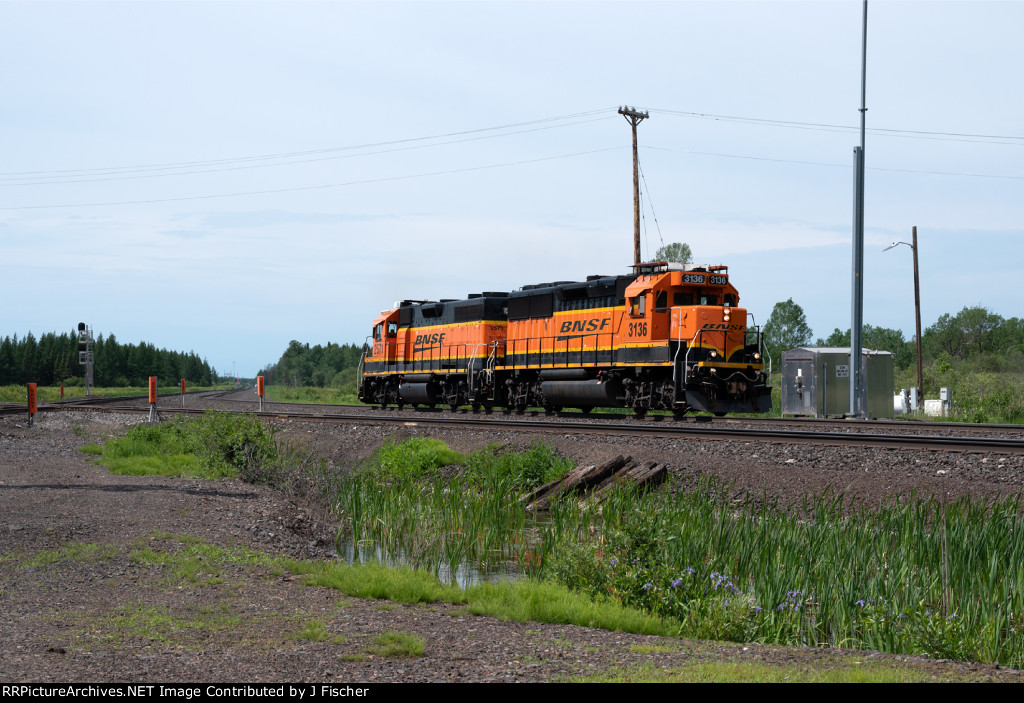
[
  {"xmin": 414, "ymin": 332, "xmax": 446, "ymax": 345},
  {"xmin": 559, "ymin": 318, "xmax": 611, "ymax": 334}
]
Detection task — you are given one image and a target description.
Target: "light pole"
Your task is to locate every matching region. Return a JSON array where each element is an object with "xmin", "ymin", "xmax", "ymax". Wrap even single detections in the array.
[{"xmin": 883, "ymin": 226, "xmax": 923, "ymax": 411}]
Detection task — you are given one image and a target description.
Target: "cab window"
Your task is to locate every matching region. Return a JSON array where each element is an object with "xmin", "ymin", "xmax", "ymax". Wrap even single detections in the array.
[
  {"xmin": 654, "ymin": 291, "xmax": 668, "ymax": 310},
  {"xmin": 699, "ymin": 294, "xmax": 718, "ymax": 306},
  {"xmin": 387, "ymin": 322, "xmax": 398, "ymax": 337},
  {"xmin": 629, "ymin": 294, "xmax": 646, "ymax": 316},
  {"xmin": 673, "ymin": 292, "xmax": 694, "ymax": 306},
  {"xmin": 374, "ymin": 324, "xmax": 383, "ymax": 342}
]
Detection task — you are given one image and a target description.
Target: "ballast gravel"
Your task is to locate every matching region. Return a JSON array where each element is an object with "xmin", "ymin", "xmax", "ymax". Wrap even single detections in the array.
[{"xmin": 0, "ymin": 410, "xmax": 1021, "ymax": 683}]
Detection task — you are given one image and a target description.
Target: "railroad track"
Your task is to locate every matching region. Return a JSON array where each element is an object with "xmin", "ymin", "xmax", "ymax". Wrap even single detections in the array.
[
  {"xmin": 190, "ymin": 389, "xmax": 1024, "ymax": 438},
  {"xmin": 25, "ymin": 393, "xmax": 1024, "ymax": 454}
]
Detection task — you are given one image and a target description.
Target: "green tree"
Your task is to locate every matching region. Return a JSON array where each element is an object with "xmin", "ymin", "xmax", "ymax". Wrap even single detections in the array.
[
  {"xmin": 763, "ymin": 299, "xmax": 812, "ymax": 360},
  {"xmin": 653, "ymin": 242, "xmax": 692, "ymax": 265},
  {"xmin": 815, "ymin": 325, "xmax": 913, "ymax": 369},
  {"xmin": 925, "ymin": 306, "xmax": 1004, "ymax": 360}
]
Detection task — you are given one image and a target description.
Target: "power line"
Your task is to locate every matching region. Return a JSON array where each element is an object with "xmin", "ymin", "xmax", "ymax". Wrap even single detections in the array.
[
  {"xmin": 0, "ymin": 108, "xmax": 617, "ymax": 181},
  {"xmin": 0, "ymin": 116, "xmax": 614, "ymax": 188},
  {"xmin": 0, "ymin": 146, "xmax": 624, "ymax": 211},
  {"xmin": 655, "ymin": 108, "xmax": 1024, "ymax": 145},
  {"xmin": 642, "ymin": 144, "xmax": 1024, "ymax": 181}
]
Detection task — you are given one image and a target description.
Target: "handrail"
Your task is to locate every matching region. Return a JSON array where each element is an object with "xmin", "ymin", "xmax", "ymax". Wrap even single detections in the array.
[{"xmin": 682, "ymin": 329, "xmax": 703, "ymax": 386}]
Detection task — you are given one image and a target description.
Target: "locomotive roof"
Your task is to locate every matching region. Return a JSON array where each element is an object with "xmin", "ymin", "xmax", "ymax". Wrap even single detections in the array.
[{"xmin": 512, "ymin": 273, "xmax": 635, "ymax": 296}]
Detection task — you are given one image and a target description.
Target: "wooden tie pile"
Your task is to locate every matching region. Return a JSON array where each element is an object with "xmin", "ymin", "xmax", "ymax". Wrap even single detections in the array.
[{"xmin": 521, "ymin": 455, "xmax": 666, "ymax": 511}]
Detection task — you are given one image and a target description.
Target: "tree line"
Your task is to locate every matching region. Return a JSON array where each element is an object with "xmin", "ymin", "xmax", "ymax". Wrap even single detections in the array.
[
  {"xmin": 257, "ymin": 340, "xmax": 366, "ymax": 388},
  {"xmin": 763, "ymin": 300, "xmax": 1024, "ymax": 372},
  {"xmin": 0, "ymin": 331, "xmax": 216, "ymax": 387}
]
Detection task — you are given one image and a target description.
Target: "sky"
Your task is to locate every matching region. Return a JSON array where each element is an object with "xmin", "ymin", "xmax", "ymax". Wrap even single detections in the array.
[{"xmin": 2, "ymin": 0, "xmax": 1022, "ymax": 378}]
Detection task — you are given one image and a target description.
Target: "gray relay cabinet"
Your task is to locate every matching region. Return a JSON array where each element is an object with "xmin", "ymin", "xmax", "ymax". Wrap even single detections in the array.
[{"xmin": 780, "ymin": 347, "xmax": 894, "ymax": 419}]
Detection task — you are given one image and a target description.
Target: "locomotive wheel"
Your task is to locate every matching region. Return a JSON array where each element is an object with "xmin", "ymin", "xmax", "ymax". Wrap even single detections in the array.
[
  {"xmin": 714, "ymin": 411, "xmax": 727, "ymax": 417},
  {"xmin": 580, "ymin": 407, "xmax": 592, "ymax": 414}
]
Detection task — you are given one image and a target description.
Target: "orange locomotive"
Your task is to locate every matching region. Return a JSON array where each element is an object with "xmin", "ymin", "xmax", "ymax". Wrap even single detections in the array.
[{"xmin": 359, "ymin": 262, "xmax": 771, "ymax": 416}]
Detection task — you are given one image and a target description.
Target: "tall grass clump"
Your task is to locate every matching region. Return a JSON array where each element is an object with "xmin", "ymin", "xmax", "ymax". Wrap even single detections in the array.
[
  {"xmin": 333, "ymin": 438, "xmax": 576, "ymax": 581},
  {"xmin": 90, "ymin": 410, "xmax": 278, "ymax": 479},
  {"xmin": 543, "ymin": 479, "xmax": 1024, "ymax": 666}
]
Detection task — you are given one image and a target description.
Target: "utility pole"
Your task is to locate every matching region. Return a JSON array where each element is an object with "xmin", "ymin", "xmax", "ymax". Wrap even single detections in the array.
[
  {"xmin": 618, "ymin": 106, "xmax": 649, "ymax": 267},
  {"xmin": 885, "ymin": 228, "xmax": 924, "ymax": 411}
]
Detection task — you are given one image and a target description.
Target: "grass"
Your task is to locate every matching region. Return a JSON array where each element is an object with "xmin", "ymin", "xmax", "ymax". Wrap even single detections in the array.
[
  {"xmin": 7, "ymin": 533, "xmax": 1016, "ymax": 680},
  {"xmin": 294, "ymin": 619, "xmax": 346, "ymax": 644},
  {"xmin": 566, "ymin": 659, "xmax": 951, "ymax": 683},
  {"xmin": 365, "ymin": 631, "xmax": 426, "ymax": 658},
  {"xmin": 82, "ymin": 410, "xmax": 278, "ymax": 480},
  {"xmin": 333, "ymin": 438, "xmax": 574, "ymax": 581},
  {"xmin": 265, "ymin": 385, "xmax": 360, "ymax": 406},
  {"xmin": 325, "ymin": 436, "xmax": 1024, "ymax": 668},
  {"xmin": 0, "ymin": 384, "xmax": 234, "ymax": 403},
  {"xmin": 283, "ymin": 558, "xmax": 680, "ymax": 638}
]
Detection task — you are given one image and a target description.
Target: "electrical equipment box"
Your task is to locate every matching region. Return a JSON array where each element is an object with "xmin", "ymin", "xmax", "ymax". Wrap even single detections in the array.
[{"xmin": 781, "ymin": 347, "xmax": 894, "ymax": 419}]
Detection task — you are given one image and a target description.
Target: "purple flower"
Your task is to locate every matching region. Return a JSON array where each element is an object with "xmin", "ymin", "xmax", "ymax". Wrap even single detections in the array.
[
  {"xmin": 671, "ymin": 579, "xmax": 682, "ymax": 588},
  {"xmin": 643, "ymin": 582, "xmax": 653, "ymax": 591}
]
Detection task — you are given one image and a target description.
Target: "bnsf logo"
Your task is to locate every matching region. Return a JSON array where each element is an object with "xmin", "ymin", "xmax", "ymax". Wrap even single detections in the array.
[
  {"xmin": 559, "ymin": 319, "xmax": 611, "ymax": 334},
  {"xmin": 414, "ymin": 332, "xmax": 447, "ymax": 345},
  {"xmin": 701, "ymin": 324, "xmax": 746, "ymax": 331}
]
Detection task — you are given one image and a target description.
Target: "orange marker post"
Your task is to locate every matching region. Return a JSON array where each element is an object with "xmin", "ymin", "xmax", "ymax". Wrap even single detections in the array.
[
  {"xmin": 148, "ymin": 376, "xmax": 159, "ymax": 422},
  {"xmin": 256, "ymin": 376, "xmax": 265, "ymax": 412},
  {"xmin": 27, "ymin": 383, "xmax": 37, "ymax": 427}
]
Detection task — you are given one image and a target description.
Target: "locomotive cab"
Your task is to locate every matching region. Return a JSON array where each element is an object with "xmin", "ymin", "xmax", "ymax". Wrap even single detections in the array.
[
  {"xmin": 358, "ymin": 307, "xmax": 401, "ymax": 405},
  {"xmin": 647, "ymin": 262, "xmax": 769, "ymax": 414}
]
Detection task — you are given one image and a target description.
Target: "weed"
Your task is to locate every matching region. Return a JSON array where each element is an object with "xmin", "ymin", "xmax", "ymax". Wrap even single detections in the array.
[
  {"xmin": 92, "ymin": 411, "xmax": 278, "ymax": 480},
  {"xmin": 294, "ymin": 619, "xmax": 346, "ymax": 644},
  {"xmin": 366, "ymin": 631, "xmax": 426, "ymax": 658}
]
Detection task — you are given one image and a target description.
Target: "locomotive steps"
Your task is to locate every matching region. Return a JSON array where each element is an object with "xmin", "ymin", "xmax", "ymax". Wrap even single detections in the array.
[{"xmin": 522, "ymin": 454, "xmax": 667, "ymax": 511}]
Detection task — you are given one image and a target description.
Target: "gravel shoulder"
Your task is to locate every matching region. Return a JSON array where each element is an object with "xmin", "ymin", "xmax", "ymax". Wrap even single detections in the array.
[{"xmin": 1, "ymin": 410, "xmax": 1020, "ymax": 683}]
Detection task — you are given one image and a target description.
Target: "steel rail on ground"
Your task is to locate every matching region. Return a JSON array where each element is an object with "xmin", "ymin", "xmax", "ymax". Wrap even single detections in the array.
[{"xmin": 36, "ymin": 400, "xmax": 1024, "ymax": 454}]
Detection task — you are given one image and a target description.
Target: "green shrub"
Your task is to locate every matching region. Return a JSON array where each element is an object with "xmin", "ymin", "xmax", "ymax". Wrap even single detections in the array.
[{"xmin": 95, "ymin": 411, "xmax": 277, "ymax": 479}]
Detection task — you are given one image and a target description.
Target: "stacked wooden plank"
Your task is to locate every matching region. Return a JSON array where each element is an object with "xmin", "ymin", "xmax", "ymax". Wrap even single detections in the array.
[{"xmin": 522, "ymin": 455, "xmax": 668, "ymax": 510}]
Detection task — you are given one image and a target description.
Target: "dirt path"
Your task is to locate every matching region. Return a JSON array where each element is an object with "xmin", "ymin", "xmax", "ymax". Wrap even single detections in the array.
[{"xmin": 0, "ymin": 411, "xmax": 1018, "ymax": 683}]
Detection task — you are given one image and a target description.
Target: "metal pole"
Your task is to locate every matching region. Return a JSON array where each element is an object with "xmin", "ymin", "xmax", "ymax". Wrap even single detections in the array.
[
  {"xmin": 912, "ymin": 225, "xmax": 923, "ymax": 409},
  {"xmin": 850, "ymin": 0, "xmax": 869, "ymax": 417},
  {"xmin": 850, "ymin": 146, "xmax": 864, "ymax": 416}
]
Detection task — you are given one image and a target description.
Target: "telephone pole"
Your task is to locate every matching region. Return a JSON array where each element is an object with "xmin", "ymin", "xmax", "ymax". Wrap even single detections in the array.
[{"xmin": 618, "ymin": 106, "xmax": 649, "ymax": 266}]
